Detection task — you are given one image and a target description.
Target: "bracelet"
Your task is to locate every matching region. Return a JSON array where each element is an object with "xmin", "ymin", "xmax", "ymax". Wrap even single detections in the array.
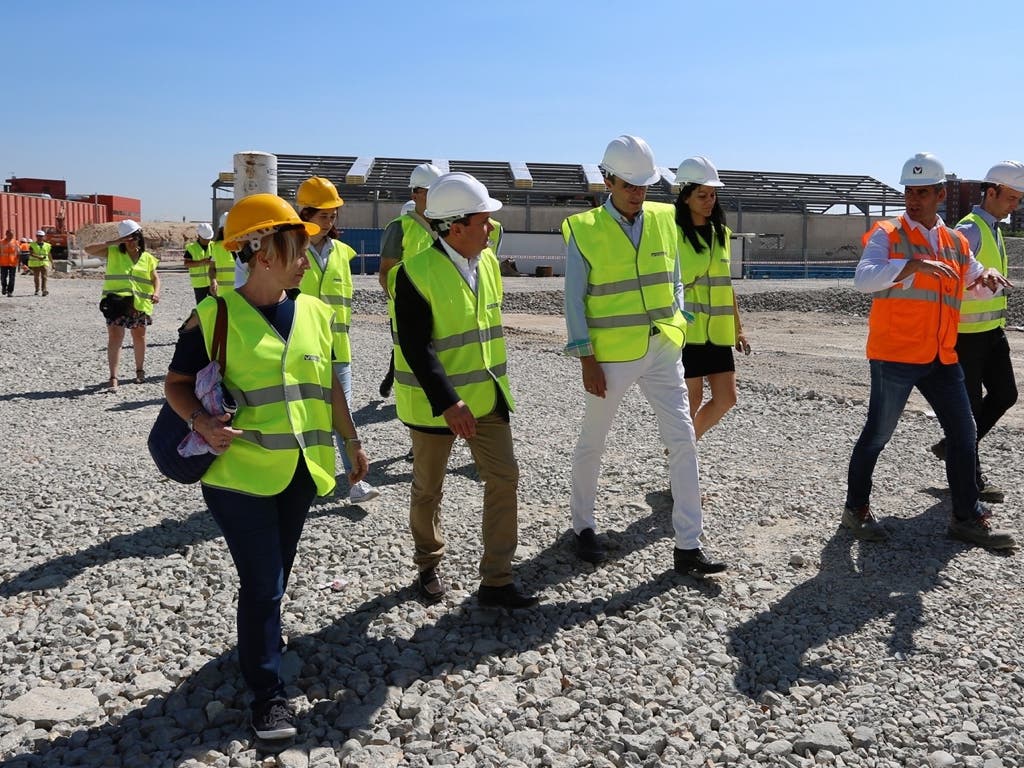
[
  {"xmin": 343, "ymin": 436, "xmax": 361, "ymax": 445},
  {"xmin": 187, "ymin": 408, "xmax": 204, "ymax": 432}
]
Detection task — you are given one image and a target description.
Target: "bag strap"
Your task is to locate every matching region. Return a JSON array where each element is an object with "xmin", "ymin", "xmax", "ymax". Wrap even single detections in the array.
[{"xmin": 210, "ymin": 297, "xmax": 228, "ymax": 373}]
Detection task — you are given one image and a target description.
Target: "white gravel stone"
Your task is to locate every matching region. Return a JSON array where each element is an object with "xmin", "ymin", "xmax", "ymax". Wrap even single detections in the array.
[{"xmin": 2, "ymin": 687, "xmax": 99, "ymax": 727}]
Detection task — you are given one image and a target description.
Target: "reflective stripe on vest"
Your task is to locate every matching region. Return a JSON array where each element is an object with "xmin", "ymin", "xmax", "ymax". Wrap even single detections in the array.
[
  {"xmin": 28, "ymin": 242, "xmax": 51, "ymax": 268},
  {"xmin": 680, "ymin": 226, "xmax": 736, "ymax": 346},
  {"xmin": 562, "ymin": 201, "xmax": 686, "ymax": 362},
  {"xmin": 298, "ymin": 238, "xmax": 354, "ymax": 363},
  {"xmin": 101, "ymin": 247, "xmax": 158, "ymax": 314},
  {"xmin": 210, "ymin": 242, "xmax": 236, "ymax": 292},
  {"xmin": 957, "ymin": 212, "xmax": 1007, "ymax": 333},
  {"xmin": 196, "ymin": 292, "xmax": 337, "ymax": 496},
  {"xmin": 865, "ymin": 218, "xmax": 968, "ymax": 365},
  {"xmin": 393, "ymin": 245, "xmax": 514, "ymax": 428},
  {"xmin": 184, "ymin": 242, "xmax": 212, "ymax": 289}
]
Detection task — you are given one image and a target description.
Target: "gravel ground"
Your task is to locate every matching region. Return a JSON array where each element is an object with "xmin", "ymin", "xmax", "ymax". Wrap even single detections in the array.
[{"xmin": 1, "ymin": 272, "xmax": 1023, "ymax": 768}]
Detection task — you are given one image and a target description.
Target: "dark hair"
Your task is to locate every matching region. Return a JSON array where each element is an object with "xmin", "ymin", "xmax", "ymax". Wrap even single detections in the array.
[
  {"xmin": 118, "ymin": 230, "xmax": 146, "ymax": 254},
  {"xmin": 430, "ymin": 214, "xmax": 472, "ymax": 236},
  {"xmin": 298, "ymin": 206, "xmax": 339, "ymax": 239},
  {"xmin": 674, "ymin": 183, "xmax": 726, "ymax": 253}
]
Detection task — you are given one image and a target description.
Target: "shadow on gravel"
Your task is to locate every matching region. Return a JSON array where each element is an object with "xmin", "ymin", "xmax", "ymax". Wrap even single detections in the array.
[
  {"xmin": 0, "ymin": 386, "xmax": 110, "ymax": 403},
  {"xmin": 728, "ymin": 500, "xmax": 980, "ymax": 699},
  {"xmin": 107, "ymin": 397, "xmax": 165, "ymax": 412},
  {"xmin": 350, "ymin": 399, "xmax": 399, "ymax": 427},
  {"xmin": 0, "ymin": 489, "xmax": 723, "ymax": 765}
]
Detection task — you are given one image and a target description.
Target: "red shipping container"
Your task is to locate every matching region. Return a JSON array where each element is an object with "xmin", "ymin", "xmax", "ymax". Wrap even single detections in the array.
[
  {"xmin": 5, "ymin": 177, "xmax": 67, "ymax": 199},
  {"xmin": 0, "ymin": 193, "xmax": 107, "ymax": 240},
  {"xmin": 94, "ymin": 194, "xmax": 142, "ymax": 221}
]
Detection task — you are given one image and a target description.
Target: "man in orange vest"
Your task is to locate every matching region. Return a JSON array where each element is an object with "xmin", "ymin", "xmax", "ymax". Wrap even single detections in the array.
[
  {"xmin": 0, "ymin": 230, "xmax": 18, "ymax": 296},
  {"xmin": 843, "ymin": 152, "xmax": 1015, "ymax": 549}
]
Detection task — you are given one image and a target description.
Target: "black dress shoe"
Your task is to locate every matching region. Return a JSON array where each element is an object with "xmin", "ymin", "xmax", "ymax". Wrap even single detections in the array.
[
  {"xmin": 574, "ymin": 527, "xmax": 606, "ymax": 564},
  {"xmin": 673, "ymin": 547, "xmax": 727, "ymax": 575},
  {"xmin": 477, "ymin": 583, "xmax": 539, "ymax": 609},
  {"xmin": 378, "ymin": 374, "xmax": 393, "ymax": 398},
  {"xmin": 416, "ymin": 567, "xmax": 445, "ymax": 604}
]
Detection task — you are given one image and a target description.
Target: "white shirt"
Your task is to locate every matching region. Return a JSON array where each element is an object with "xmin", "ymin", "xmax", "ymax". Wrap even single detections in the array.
[
  {"xmin": 854, "ymin": 214, "xmax": 988, "ymax": 295},
  {"xmin": 438, "ymin": 237, "xmax": 479, "ymax": 293}
]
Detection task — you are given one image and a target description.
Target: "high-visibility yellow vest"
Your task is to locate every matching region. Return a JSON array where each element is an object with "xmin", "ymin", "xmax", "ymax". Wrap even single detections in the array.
[
  {"xmin": 680, "ymin": 225, "xmax": 736, "ymax": 346},
  {"xmin": 394, "ymin": 244, "xmax": 514, "ymax": 428},
  {"xmin": 958, "ymin": 212, "xmax": 1007, "ymax": 333},
  {"xmin": 210, "ymin": 241, "xmax": 236, "ymax": 293},
  {"xmin": 385, "ymin": 214, "xmax": 436, "ymax": 299},
  {"xmin": 28, "ymin": 241, "xmax": 52, "ymax": 268},
  {"xmin": 298, "ymin": 238, "xmax": 354, "ymax": 364},
  {"xmin": 561, "ymin": 202, "xmax": 686, "ymax": 362},
  {"xmin": 184, "ymin": 242, "xmax": 212, "ymax": 289},
  {"xmin": 195, "ymin": 291, "xmax": 337, "ymax": 496},
  {"xmin": 488, "ymin": 218, "xmax": 503, "ymax": 256},
  {"xmin": 102, "ymin": 246, "xmax": 159, "ymax": 315}
]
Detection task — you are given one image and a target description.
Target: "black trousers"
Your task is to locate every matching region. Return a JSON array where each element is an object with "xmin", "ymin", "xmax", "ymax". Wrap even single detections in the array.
[
  {"xmin": 0, "ymin": 266, "xmax": 14, "ymax": 294},
  {"xmin": 956, "ymin": 327, "xmax": 1018, "ymax": 442}
]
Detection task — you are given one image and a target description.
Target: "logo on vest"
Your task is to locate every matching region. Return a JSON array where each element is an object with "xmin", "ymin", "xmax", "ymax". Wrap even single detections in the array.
[
  {"xmin": 486, "ymin": 302, "xmax": 499, "ymax": 310},
  {"xmin": 303, "ymin": 354, "xmax": 321, "ymax": 362},
  {"xmin": 651, "ymin": 251, "xmax": 667, "ymax": 257}
]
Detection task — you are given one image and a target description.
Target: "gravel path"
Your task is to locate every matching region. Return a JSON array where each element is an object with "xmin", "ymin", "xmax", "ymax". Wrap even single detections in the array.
[{"xmin": 1, "ymin": 272, "xmax": 1022, "ymax": 767}]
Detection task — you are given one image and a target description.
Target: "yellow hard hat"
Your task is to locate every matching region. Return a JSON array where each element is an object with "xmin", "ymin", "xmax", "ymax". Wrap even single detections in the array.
[
  {"xmin": 223, "ymin": 194, "xmax": 319, "ymax": 252},
  {"xmin": 296, "ymin": 176, "xmax": 344, "ymax": 209}
]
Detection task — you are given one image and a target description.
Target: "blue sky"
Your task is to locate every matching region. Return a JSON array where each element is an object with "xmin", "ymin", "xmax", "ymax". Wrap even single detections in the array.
[{"xmin": 4, "ymin": 0, "xmax": 1020, "ymax": 221}]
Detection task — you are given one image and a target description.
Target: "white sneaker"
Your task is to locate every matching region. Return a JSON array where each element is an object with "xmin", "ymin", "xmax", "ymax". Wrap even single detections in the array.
[{"xmin": 348, "ymin": 480, "xmax": 380, "ymax": 504}]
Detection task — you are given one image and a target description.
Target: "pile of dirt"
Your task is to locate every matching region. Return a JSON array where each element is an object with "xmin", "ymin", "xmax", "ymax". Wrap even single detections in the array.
[{"xmin": 75, "ymin": 222, "xmax": 200, "ymax": 252}]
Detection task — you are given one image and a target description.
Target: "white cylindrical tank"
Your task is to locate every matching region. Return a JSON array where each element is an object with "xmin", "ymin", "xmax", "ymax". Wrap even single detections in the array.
[{"xmin": 233, "ymin": 151, "xmax": 278, "ymax": 200}]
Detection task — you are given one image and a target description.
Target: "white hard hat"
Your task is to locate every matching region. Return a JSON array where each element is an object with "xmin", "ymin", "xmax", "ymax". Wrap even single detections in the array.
[
  {"xmin": 400, "ymin": 200, "xmax": 416, "ymax": 216},
  {"xmin": 117, "ymin": 219, "xmax": 141, "ymax": 238},
  {"xmin": 219, "ymin": 211, "xmax": 229, "ymax": 228},
  {"xmin": 599, "ymin": 135, "xmax": 660, "ymax": 187},
  {"xmin": 196, "ymin": 222, "xmax": 215, "ymax": 240},
  {"xmin": 35, "ymin": 229, "xmax": 46, "ymax": 236},
  {"xmin": 424, "ymin": 172, "xmax": 502, "ymax": 220},
  {"xmin": 983, "ymin": 160, "xmax": 1024, "ymax": 193},
  {"xmin": 409, "ymin": 163, "xmax": 443, "ymax": 190},
  {"xmin": 899, "ymin": 152, "xmax": 945, "ymax": 186},
  {"xmin": 675, "ymin": 156, "xmax": 724, "ymax": 187}
]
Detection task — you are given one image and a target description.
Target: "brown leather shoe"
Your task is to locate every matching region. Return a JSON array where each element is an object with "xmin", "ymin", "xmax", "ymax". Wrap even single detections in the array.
[{"xmin": 416, "ymin": 567, "xmax": 445, "ymax": 604}]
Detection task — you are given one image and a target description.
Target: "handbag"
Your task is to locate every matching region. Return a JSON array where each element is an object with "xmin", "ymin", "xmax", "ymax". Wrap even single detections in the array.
[
  {"xmin": 99, "ymin": 293, "xmax": 133, "ymax": 320},
  {"xmin": 147, "ymin": 298, "xmax": 228, "ymax": 483}
]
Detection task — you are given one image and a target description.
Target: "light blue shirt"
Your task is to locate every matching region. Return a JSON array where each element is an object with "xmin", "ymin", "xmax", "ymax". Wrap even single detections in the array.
[
  {"xmin": 955, "ymin": 204, "xmax": 1001, "ymax": 259},
  {"xmin": 563, "ymin": 197, "xmax": 685, "ymax": 357}
]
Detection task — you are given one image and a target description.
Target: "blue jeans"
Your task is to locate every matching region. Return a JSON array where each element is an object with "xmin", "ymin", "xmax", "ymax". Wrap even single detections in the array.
[
  {"xmin": 202, "ymin": 458, "xmax": 315, "ymax": 704},
  {"xmin": 847, "ymin": 359, "xmax": 980, "ymax": 521},
  {"xmin": 332, "ymin": 362, "xmax": 353, "ymax": 474}
]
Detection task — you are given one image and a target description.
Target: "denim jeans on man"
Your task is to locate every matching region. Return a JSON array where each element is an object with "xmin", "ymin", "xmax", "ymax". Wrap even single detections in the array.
[
  {"xmin": 847, "ymin": 359, "xmax": 980, "ymax": 520},
  {"xmin": 203, "ymin": 458, "xmax": 315, "ymax": 704}
]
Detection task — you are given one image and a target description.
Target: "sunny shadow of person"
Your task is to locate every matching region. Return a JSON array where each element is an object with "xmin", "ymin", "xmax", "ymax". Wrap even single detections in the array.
[{"xmin": 727, "ymin": 500, "xmax": 999, "ymax": 700}]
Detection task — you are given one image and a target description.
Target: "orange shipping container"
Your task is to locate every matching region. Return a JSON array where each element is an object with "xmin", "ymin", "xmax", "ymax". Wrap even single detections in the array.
[{"xmin": 0, "ymin": 193, "xmax": 107, "ymax": 239}]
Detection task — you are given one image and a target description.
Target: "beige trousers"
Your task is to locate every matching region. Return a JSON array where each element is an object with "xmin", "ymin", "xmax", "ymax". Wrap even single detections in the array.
[{"xmin": 408, "ymin": 412, "xmax": 519, "ymax": 587}]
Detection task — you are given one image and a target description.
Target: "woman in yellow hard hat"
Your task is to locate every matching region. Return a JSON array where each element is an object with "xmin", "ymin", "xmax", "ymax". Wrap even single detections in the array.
[
  {"xmin": 85, "ymin": 220, "xmax": 161, "ymax": 388},
  {"xmin": 163, "ymin": 193, "xmax": 369, "ymax": 741},
  {"xmin": 295, "ymin": 176, "xmax": 380, "ymax": 504},
  {"xmin": 674, "ymin": 156, "xmax": 750, "ymax": 439}
]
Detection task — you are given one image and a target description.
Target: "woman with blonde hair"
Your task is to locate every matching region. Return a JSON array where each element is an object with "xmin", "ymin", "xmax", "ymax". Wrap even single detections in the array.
[{"xmin": 163, "ymin": 194, "xmax": 369, "ymax": 740}]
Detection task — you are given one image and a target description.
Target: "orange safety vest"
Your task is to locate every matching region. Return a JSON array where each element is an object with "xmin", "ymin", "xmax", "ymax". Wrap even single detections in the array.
[
  {"xmin": 0, "ymin": 238, "xmax": 18, "ymax": 267},
  {"xmin": 864, "ymin": 217, "xmax": 971, "ymax": 365}
]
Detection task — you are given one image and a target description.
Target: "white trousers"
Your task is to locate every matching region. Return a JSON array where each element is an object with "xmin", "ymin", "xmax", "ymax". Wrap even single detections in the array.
[{"xmin": 569, "ymin": 332, "xmax": 704, "ymax": 549}]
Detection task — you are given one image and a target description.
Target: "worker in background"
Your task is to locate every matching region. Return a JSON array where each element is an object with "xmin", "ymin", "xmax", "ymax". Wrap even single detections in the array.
[
  {"xmin": 674, "ymin": 156, "xmax": 751, "ymax": 439},
  {"xmin": 19, "ymin": 238, "xmax": 30, "ymax": 275},
  {"xmin": 209, "ymin": 212, "xmax": 236, "ymax": 296},
  {"xmin": 28, "ymin": 230, "xmax": 52, "ymax": 296},
  {"xmin": 296, "ymin": 176, "xmax": 379, "ymax": 505},
  {"xmin": 928, "ymin": 161, "xmax": 1022, "ymax": 505},
  {"xmin": 0, "ymin": 229, "xmax": 19, "ymax": 296},
  {"xmin": 562, "ymin": 135, "xmax": 726, "ymax": 577},
  {"xmin": 393, "ymin": 172, "xmax": 538, "ymax": 609},
  {"xmin": 843, "ymin": 152, "xmax": 1014, "ymax": 549},
  {"xmin": 184, "ymin": 222, "xmax": 215, "ymax": 303},
  {"xmin": 378, "ymin": 163, "xmax": 444, "ymax": 398}
]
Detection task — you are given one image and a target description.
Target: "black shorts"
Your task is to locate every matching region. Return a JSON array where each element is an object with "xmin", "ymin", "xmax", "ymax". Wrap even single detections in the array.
[{"xmin": 682, "ymin": 342, "xmax": 735, "ymax": 379}]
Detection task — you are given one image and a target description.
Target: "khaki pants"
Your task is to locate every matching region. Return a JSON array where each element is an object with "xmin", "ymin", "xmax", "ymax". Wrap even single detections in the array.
[
  {"xmin": 31, "ymin": 266, "xmax": 47, "ymax": 294},
  {"xmin": 408, "ymin": 412, "xmax": 519, "ymax": 587}
]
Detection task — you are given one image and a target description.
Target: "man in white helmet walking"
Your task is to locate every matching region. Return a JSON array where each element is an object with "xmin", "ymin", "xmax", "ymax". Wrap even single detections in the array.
[
  {"xmin": 392, "ymin": 172, "xmax": 538, "ymax": 609},
  {"xmin": 378, "ymin": 163, "xmax": 443, "ymax": 398},
  {"xmin": 928, "ymin": 161, "xmax": 1023, "ymax": 504},
  {"xmin": 843, "ymin": 152, "xmax": 1014, "ymax": 549},
  {"xmin": 562, "ymin": 135, "xmax": 726, "ymax": 577}
]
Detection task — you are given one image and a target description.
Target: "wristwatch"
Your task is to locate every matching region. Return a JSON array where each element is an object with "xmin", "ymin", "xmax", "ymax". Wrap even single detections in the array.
[{"xmin": 188, "ymin": 408, "xmax": 204, "ymax": 432}]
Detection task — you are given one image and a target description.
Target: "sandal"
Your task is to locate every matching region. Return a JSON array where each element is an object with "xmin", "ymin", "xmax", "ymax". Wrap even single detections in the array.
[
  {"xmin": 135, "ymin": 369, "xmax": 145, "ymax": 384},
  {"xmin": 108, "ymin": 377, "xmax": 118, "ymax": 390}
]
